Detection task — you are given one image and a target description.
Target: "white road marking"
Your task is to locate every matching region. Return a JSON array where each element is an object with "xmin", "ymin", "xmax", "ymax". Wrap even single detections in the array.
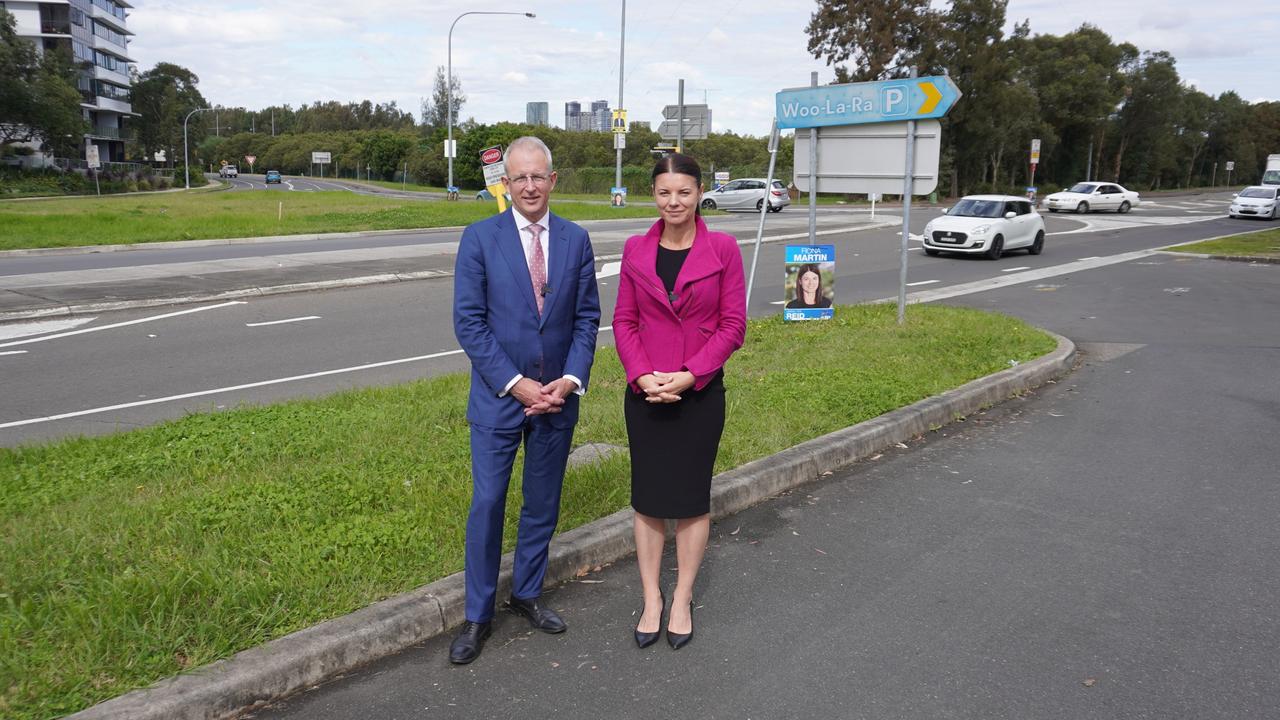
[
  {"xmin": 596, "ymin": 261, "xmax": 621, "ymax": 279},
  {"xmin": 906, "ymin": 280, "xmax": 940, "ymax": 286},
  {"xmin": 0, "ymin": 325, "xmax": 616, "ymax": 430},
  {"xmin": 245, "ymin": 316, "xmax": 321, "ymax": 327},
  {"xmin": 1080, "ymin": 256, "xmax": 1101, "ymax": 260},
  {"xmin": 0, "ymin": 316, "xmax": 96, "ymax": 341},
  {"xmin": 0, "ymin": 301, "xmax": 247, "ymax": 349},
  {"xmin": 769, "ymin": 300, "xmax": 786, "ymax": 305},
  {"xmin": 1001, "ymin": 266, "xmax": 1031, "ymax": 272},
  {"xmin": 0, "ymin": 350, "xmax": 29, "ymax": 356}
]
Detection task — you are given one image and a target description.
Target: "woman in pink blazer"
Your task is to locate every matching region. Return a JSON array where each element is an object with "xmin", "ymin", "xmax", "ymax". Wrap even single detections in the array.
[{"xmin": 613, "ymin": 153, "xmax": 746, "ymax": 650}]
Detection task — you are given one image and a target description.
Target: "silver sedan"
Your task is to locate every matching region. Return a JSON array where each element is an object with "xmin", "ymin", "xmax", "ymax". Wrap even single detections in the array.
[{"xmin": 700, "ymin": 178, "xmax": 790, "ymax": 212}]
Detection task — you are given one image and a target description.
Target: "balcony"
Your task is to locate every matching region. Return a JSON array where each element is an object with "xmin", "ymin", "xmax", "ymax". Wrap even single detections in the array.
[
  {"xmin": 39, "ymin": 23, "xmax": 73, "ymax": 37},
  {"xmin": 92, "ymin": 63, "xmax": 130, "ymax": 86},
  {"xmin": 85, "ymin": 126, "xmax": 134, "ymax": 141},
  {"xmin": 91, "ymin": 34, "xmax": 134, "ymax": 59},
  {"xmin": 94, "ymin": 96, "xmax": 134, "ymax": 115},
  {"xmin": 90, "ymin": 4, "xmax": 129, "ymax": 34}
]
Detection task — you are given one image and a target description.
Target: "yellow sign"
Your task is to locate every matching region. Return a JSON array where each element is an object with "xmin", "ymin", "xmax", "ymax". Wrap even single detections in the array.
[{"xmin": 612, "ymin": 109, "xmax": 628, "ymax": 134}]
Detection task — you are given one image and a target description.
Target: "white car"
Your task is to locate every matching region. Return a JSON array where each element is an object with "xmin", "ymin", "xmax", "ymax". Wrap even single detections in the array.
[
  {"xmin": 1228, "ymin": 186, "xmax": 1279, "ymax": 220},
  {"xmin": 1043, "ymin": 182, "xmax": 1139, "ymax": 214},
  {"xmin": 700, "ymin": 178, "xmax": 790, "ymax": 212},
  {"xmin": 922, "ymin": 195, "xmax": 1045, "ymax": 260},
  {"xmin": 219, "ymin": 165, "xmax": 238, "ymax": 178}
]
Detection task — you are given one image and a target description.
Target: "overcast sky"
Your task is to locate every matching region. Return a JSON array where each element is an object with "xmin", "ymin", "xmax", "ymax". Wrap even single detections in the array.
[{"xmin": 127, "ymin": 0, "xmax": 1280, "ymax": 137}]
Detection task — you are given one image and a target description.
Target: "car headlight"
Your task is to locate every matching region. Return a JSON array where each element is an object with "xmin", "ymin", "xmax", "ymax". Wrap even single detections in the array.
[
  {"xmin": 923, "ymin": 222, "xmax": 934, "ymax": 235},
  {"xmin": 970, "ymin": 225, "xmax": 990, "ymax": 235}
]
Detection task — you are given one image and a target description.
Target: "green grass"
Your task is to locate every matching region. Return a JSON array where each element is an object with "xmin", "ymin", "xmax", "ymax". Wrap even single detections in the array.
[
  {"xmin": 1166, "ymin": 227, "xmax": 1280, "ymax": 259},
  {"xmin": 0, "ymin": 304, "xmax": 1057, "ymax": 718},
  {"xmin": 0, "ymin": 190, "xmax": 661, "ymax": 251}
]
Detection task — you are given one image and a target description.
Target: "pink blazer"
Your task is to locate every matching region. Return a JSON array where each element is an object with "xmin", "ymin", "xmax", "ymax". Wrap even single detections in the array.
[{"xmin": 613, "ymin": 216, "xmax": 747, "ymax": 392}]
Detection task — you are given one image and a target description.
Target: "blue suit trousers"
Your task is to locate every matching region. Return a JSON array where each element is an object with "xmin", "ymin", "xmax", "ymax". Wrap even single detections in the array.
[{"xmin": 464, "ymin": 414, "xmax": 575, "ymax": 623}]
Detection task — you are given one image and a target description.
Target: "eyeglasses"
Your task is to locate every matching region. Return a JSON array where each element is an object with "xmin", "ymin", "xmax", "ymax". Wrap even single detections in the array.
[{"xmin": 506, "ymin": 174, "xmax": 551, "ymax": 187}]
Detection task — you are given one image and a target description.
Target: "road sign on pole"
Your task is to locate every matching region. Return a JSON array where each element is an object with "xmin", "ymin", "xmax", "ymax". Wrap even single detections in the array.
[
  {"xmin": 792, "ymin": 120, "xmax": 941, "ymax": 195},
  {"xmin": 775, "ymin": 75, "xmax": 962, "ymax": 129},
  {"xmin": 659, "ymin": 102, "xmax": 709, "ymax": 140},
  {"xmin": 1030, "ymin": 138, "xmax": 1041, "ymax": 164}
]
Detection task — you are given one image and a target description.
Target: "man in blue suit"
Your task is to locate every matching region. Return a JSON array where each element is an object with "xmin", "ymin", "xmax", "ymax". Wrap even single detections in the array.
[{"xmin": 449, "ymin": 136, "xmax": 601, "ymax": 664}]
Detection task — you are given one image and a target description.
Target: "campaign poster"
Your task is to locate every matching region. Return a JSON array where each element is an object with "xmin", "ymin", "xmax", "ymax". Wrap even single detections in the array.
[
  {"xmin": 783, "ymin": 245, "xmax": 835, "ymax": 321},
  {"xmin": 610, "ymin": 186, "xmax": 627, "ymax": 208}
]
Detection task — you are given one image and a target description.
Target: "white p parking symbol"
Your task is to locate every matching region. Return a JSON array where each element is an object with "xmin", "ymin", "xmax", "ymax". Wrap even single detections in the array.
[{"xmin": 882, "ymin": 85, "xmax": 908, "ymax": 117}]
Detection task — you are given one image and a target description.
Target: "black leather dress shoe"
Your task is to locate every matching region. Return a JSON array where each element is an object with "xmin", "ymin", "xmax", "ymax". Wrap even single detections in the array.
[
  {"xmin": 667, "ymin": 602, "xmax": 693, "ymax": 650},
  {"xmin": 448, "ymin": 621, "xmax": 492, "ymax": 664},
  {"xmin": 634, "ymin": 591, "xmax": 664, "ymax": 649},
  {"xmin": 506, "ymin": 595, "xmax": 567, "ymax": 634}
]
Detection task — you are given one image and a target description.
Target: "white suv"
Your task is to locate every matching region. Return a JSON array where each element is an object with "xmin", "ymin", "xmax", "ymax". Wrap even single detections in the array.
[
  {"xmin": 219, "ymin": 165, "xmax": 239, "ymax": 178},
  {"xmin": 922, "ymin": 195, "xmax": 1046, "ymax": 260}
]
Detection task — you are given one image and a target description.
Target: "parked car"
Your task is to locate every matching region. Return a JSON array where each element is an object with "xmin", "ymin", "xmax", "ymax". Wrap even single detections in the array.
[
  {"xmin": 700, "ymin": 178, "xmax": 789, "ymax": 212},
  {"xmin": 1043, "ymin": 182, "xmax": 1140, "ymax": 214},
  {"xmin": 1228, "ymin": 186, "xmax": 1279, "ymax": 220},
  {"xmin": 475, "ymin": 188, "xmax": 511, "ymax": 202},
  {"xmin": 922, "ymin": 195, "xmax": 1045, "ymax": 260},
  {"xmin": 219, "ymin": 165, "xmax": 238, "ymax": 178},
  {"xmin": 264, "ymin": 170, "xmax": 282, "ymax": 184}
]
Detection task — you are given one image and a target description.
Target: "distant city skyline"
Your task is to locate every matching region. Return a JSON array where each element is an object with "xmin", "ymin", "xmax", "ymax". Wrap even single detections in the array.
[{"xmin": 127, "ymin": 0, "xmax": 1279, "ymax": 138}]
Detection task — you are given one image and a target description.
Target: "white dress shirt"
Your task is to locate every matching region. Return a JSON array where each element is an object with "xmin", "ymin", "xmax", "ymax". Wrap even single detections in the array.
[{"xmin": 501, "ymin": 211, "xmax": 584, "ymax": 398}]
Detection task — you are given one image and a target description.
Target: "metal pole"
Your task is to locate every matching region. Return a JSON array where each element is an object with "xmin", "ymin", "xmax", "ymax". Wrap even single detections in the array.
[
  {"xmin": 897, "ymin": 68, "xmax": 918, "ymax": 326},
  {"xmin": 1086, "ymin": 138, "xmax": 1093, "ymax": 182},
  {"xmin": 614, "ymin": 0, "xmax": 625, "ymax": 194},
  {"xmin": 808, "ymin": 71, "xmax": 818, "ymax": 246},
  {"xmin": 183, "ymin": 107, "xmax": 210, "ymax": 190},
  {"xmin": 446, "ymin": 11, "xmax": 537, "ymax": 197},
  {"xmin": 746, "ymin": 120, "xmax": 780, "ymax": 303},
  {"xmin": 677, "ymin": 79, "xmax": 685, "ymax": 153}
]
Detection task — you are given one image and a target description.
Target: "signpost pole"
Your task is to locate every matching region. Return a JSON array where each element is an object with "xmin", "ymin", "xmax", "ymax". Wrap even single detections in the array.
[
  {"xmin": 614, "ymin": 0, "xmax": 625, "ymax": 195},
  {"xmin": 746, "ymin": 120, "xmax": 780, "ymax": 304},
  {"xmin": 677, "ymin": 79, "xmax": 685, "ymax": 153},
  {"xmin": 808, "ymin": 71, "xmax": 818, "ymax": 247},
  {"xmin": 897, "ymin": 67, "xmax": 918, "ymax": 326}
]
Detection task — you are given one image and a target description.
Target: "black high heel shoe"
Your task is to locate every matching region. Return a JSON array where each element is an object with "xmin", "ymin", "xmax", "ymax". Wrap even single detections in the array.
[
  {"xmin": 666, "ymin": 601, "xmax": 693, "ymax": 650},
  {"xmin": 634, "ymin": 590, "xmax": 664, "ymax": 648}
]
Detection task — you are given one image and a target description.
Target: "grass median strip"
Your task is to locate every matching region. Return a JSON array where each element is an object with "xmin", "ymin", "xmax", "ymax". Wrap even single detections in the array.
[
  {"xmin": 1165, "ymin": 227, "xmax": 1280, "ymax": 259},
  {"xmin": 0, "ymin": 304, "xmax": 1056, "ymax": 718},
  {"xmin": 0, "ymin": 191, "xmax": 661, "ymax": 251}
]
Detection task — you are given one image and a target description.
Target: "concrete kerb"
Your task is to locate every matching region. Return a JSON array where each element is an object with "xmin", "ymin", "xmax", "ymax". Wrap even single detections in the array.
[{"xmin": 66, "ymin": 331, "xmax": 1075, "ymax": 720}]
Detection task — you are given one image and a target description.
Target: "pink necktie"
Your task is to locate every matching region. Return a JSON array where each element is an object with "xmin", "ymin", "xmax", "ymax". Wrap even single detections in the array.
[{"xmin": 528, "ymin": 223, "xmax": 546, "ymax": 315}]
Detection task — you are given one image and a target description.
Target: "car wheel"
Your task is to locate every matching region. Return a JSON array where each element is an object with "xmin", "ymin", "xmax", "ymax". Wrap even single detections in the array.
[
  {"xmin": 756, "ymin": 199, "xmax": 765, "ymax": 211},
  {"xmin": 924, "ymin": 247, "xmax": 940, "ymax": 257},
  {"xmin": 701, "ymin": 198, "xmax": 716, "ymax": 210},
  {"xmin": 768, "ymin": 205, "xmax": 781, "ymax": 213},
  {"xmin": 1048, "ymin": 208, "xmax": 1058, "ymax": 213},
  {"xmin": 985, "ymin": 235, "xmax": 1004, "ymax": 260},
  {"xmin": 1028, "ymin": 230, "xmax": 1044, "ymax": 255},
  {"xmin": 1118, "ymin": 201, "xmax": 1131, "ymax": 214},
  {"xmin": 1076, "ymin": 202, "xmax": 1090, "ymax": 214}
]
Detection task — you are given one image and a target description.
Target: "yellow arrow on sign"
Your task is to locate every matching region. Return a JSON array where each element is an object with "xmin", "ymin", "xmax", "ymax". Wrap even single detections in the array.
[{"xmin": 918, "ymin": 81, "xmax": 942, "ymax": 114}]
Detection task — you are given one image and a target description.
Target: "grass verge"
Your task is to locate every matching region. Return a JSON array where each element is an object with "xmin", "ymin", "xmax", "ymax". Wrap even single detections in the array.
[
  {"xmin": 1165, "ymin": 227, "xmax": 1280, "ymax": 259},
  {"xmin": 0, "ymin": 304, "xmax": 1056, "ymax": 718},
  {"xmin": 0, "ymin": 190, "xmax": 660, "ymax": 251}
]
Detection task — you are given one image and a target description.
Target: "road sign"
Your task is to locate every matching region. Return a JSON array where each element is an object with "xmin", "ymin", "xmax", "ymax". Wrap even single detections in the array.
[
  {"xmin": 85, "ymin": 145, "xmax": 100, "ymax": 169},
  {"xmin": 776, "ymin": 76, "xmax": 962, "ymax": 130},
  {"xmin": 244, "ymin": 154, "xmax": 257, "ymax": 166},
  {"xmin": 612, "ymin": 109, "xmax": 627, "ymax": 133},
  {"xmin": 659, "ymin": 104, "xmax": 710, "ymax": 140},
  {"xmin": 1226, "ymin": 161, "xmax": 1235, "ymax": 171},
  {"xmin": 1030, "ymin": 139, "xmax": 1041, "ymax": 164},
  {"xmin": 443, "ymin": 139, "xmax": 457, "ymax": 159},
  {"xmin": 613, "ymin": 133, "xmax": 626, "ymax": 150},
  {"xmin": 479, "ymin": 145, "xmax": 506, "ymax": 187},
  {"xmin": 312, "ymin": 151, "xmax": 331, "ymax": 164},
  {"xmin": 793, "ymin": 120, "xmax": 941, "ymax": 195}
]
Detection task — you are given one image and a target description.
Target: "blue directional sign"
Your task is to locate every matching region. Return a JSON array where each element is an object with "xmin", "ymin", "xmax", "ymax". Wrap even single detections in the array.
[{"xmin": 776, "ymin": 76, "xmax": 962, "ymax": 130}]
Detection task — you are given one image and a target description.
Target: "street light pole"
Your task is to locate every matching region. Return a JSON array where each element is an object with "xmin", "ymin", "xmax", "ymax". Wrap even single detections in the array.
[
  {"xmin": 183, "ymin": 106, "xmax": 212, "ymax": 190},
  {"xmin": 615, "ymin": 0, "xmax": 625, "ymax": 196},
  {"xmin": 447, "ymin": 11, "xmax": 535, "ymax": 196}
]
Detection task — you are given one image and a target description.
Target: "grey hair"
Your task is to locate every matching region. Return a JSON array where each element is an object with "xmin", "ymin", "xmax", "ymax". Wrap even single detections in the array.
[{"xmin": 504, "ymin": 136, "xmax": 553, "ymax": 171}]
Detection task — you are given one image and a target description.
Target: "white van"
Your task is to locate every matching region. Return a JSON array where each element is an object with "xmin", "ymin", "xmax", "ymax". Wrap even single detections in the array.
[{"xmin": 1262, "ymin": 155, "xmax": 1280, "ymax": 186}]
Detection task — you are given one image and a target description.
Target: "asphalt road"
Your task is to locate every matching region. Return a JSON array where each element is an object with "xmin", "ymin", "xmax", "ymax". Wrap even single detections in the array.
[
  {"xmin": 248, "ymin": 218, "xmax": 1280, "ymax": 720},
  {"xmin": 0, "ymin": 192, "xmax": 1255, "ymax": 446}
]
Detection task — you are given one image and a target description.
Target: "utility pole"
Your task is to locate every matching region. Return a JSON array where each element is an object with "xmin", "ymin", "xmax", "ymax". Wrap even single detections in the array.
[{"xmin": 614, "ymin": 0, "xmax": 625, "ymax": 198}]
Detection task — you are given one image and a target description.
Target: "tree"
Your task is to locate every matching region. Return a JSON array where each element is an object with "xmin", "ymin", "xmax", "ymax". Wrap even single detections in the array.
[
  {"xmin": 131, "ymin": 62, "xmax": 209, "ymax": 166},
  {"xmin": 0, "ymin": 9, "xmax": 87, "ymax": 155},
  {"xmin": 806, "ymin": 0, "xmax": 938, "ymax": 82},
  {"xmin": 421, "ymin": 65, "xmax": 465, "ymax": 130}
]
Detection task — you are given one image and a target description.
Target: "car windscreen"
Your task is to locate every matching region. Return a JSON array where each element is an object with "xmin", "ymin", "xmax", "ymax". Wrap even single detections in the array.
[
  {"xmin": 1239, "ymin": 187, "xmax": 1276, "ymax": 199},
  {"xmin": 948, "ymin": 199, "xmax": 1004, "ymax": 218},
  {"xmin": 1067, "ymin": 183, "xmax": 1097, "ymax": 193}
]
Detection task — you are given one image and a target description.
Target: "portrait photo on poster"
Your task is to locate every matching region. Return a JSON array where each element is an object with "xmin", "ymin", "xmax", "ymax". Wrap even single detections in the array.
[{"xmin": 783, "ymin": 244, "xmax": 835, "ymax": 321}]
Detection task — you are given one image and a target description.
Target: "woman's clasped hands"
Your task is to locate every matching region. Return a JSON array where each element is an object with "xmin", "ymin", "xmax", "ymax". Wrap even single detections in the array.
[{"xmin": 636, "ymin": 370, "xmax": 696, "ymax": 403}]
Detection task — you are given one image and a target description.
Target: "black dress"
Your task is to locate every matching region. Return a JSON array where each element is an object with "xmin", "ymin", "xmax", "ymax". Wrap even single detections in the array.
[{"xmin": 626, "ymin": 245, "xmax": 726, "ymax": 519}]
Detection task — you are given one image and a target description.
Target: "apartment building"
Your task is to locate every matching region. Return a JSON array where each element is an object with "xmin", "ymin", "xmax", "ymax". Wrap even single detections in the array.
[
  {"xmin": 526, "ymin": 101, "xmax": 548, "ymax": 127},
  {"xmin": 2, "ymin": 0, "xmax": 136, "ymax": 165}
]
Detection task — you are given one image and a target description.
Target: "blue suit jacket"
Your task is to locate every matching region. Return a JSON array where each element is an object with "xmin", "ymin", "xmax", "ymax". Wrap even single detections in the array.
[{"xmin": 453, "ymin": 209, "xmax": 601, "ymax": 430}]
